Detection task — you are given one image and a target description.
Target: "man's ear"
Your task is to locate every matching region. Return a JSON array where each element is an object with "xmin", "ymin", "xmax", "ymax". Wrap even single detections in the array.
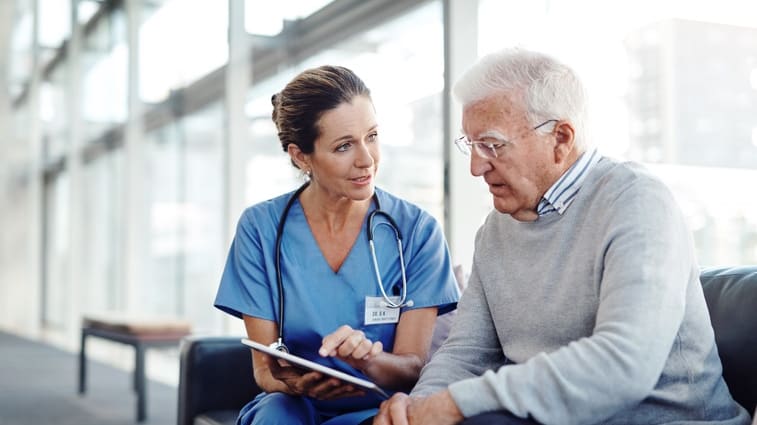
[
  {"xmin": 553, "ymin": 121, "xmax": 576, "ymax": 164},
  {"xmin": 287, "ymin": 144, "xmax": 310, "ymax": 172}
]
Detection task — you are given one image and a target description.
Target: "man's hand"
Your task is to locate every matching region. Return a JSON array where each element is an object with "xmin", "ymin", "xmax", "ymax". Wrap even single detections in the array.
[{"xmin": 374, "ymin": 390, "xmax": 464, "ymax": 425}]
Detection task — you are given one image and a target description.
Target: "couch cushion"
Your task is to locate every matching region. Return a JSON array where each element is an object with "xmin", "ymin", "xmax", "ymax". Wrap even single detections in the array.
[
  {"xmin": 193, "ymin": 409, "xmax": 238, "ymax": 425},
  {"xmin": 700, "ymin": 266, "xmax": 757, "ymax": 414}
]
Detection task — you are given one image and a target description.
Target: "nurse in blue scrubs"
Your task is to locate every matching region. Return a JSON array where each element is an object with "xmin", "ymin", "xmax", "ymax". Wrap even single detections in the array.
[{"xmin": 214, "ymin": 65, "xmax": 460, "ymax": 425}]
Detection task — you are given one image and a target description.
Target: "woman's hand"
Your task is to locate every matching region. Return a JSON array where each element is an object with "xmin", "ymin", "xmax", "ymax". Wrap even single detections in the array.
[
  {"xmin": 267, "ymin": 357, "xmax": 366, "ymax": 400},
  {"xmin": 319, "ymin": 325, "xmax": 383, "ymax": 370},
  {"xmin": 318, "ymin": 309, "xmax": 438, "ymax": 391},
  {"xmin": 244, "ymin": 316, "xmax": 364, "ymax": 399}
]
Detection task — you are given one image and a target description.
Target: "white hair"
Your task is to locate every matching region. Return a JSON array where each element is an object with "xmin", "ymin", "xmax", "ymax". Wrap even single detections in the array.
[{"xmin": 453, "ymin": 47, "xmax": 591, "ymax": 152}]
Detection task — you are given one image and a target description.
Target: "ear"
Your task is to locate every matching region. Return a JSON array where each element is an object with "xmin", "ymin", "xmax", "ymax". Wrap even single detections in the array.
[
  {"xmin": 553, "ymin": 121, "xmax": 576, "ymax": 164},
  {"xmin": 287, "ymin": 144, "xmax": 311, "ymax": 172}
]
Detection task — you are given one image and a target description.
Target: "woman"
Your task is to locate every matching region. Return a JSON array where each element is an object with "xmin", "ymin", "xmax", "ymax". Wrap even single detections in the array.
[{"xmin": 214, "ymin": 65, "xmax": 460, "ymax": 425}]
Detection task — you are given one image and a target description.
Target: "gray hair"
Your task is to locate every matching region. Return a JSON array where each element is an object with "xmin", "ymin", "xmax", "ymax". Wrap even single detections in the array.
[{"xmin": 453, "ymin": 48, "xmax": 591, "ymax": 152}]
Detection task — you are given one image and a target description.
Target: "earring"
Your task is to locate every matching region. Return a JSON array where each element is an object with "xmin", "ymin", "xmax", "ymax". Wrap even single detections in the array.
[{"xmin": 305, "ymin": 169, "xmax": 312, "ymax": 178}]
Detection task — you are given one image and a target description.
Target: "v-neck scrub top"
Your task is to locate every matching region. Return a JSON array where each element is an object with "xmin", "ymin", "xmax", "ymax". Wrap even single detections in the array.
[{"xmin": 214, "ymin": 186, "xmax": 460, "ymax": 415}]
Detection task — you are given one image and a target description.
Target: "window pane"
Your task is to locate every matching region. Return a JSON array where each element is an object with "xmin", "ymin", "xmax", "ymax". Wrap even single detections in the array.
[
  {"xmin": 40, "ymin": 66, "xmax": 68, "ymax": 161},
  {"xmin": 478, "ymin": 0, "xmax": 757, "ymax": 266},
  {"xmin": 8, "ymin": 0, "xmax": 34, "ymax": 98},
  {"xmin": 245, "ymin": 72, "xmax": 301, "ymax": 206},
  {"xmin": 81, "ymin": 7, "xmax": 128, "ymax": 140},
  {"xmin": 142, "ymin": 103, "xmax": 224, "ymax": 327},
  {"xmin": 244, "ymin": 0, "xmax": 334, "ymax": 36},
  {"xmin": 37, "ymin": 0, "xmax": 71, "ymax": 48},
  {"xmin": 139, "ymin": 0, "xmax": 228, "ymax": 104},
  {"xmin": 43, "ymin": 174, "xmax": 70, "ymax": 330},
  {"xmin": 81, "ymin": 152, "xmax": 124, "ymax": 313}
]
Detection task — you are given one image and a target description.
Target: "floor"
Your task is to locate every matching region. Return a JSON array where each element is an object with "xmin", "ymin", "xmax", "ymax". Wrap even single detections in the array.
[{"xmin": 0, "ymin": 330, "xmax": 177, "ymax": 425}]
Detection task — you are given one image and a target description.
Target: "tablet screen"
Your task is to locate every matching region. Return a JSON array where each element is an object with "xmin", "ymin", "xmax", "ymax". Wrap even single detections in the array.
[{"xmin": 241, "ymin": 338, "xmax": 389, "ymax": 399}]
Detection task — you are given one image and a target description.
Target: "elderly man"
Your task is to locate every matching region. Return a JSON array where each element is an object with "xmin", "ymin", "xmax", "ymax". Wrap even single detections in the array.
[{"xmin": 374, "ymin": 48, "xmax": 750, "ymax": 425}]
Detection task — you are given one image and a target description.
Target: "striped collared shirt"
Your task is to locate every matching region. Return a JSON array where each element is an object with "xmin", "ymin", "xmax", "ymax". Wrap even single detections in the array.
[{"xmin": 537, "ymin": 148, "xmax": 601, "ymax": 216}]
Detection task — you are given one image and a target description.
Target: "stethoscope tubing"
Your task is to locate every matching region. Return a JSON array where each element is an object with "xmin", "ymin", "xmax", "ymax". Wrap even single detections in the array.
[
  {"xmin": 272, "ymin": 182, "xmax": 309, "ymax": 352},
  {"xmin": 367, "ymin": 210, "xmax": 410, "ymax": 308},
  {"xmin": 272, "ymin": 182, "xmax": 410, "ymax": 352}
]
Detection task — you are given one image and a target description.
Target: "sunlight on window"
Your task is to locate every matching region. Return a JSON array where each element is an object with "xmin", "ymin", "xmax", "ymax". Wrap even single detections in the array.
[
  {"xmin": 77, "ymin": 0, "xmax": 100, "ymax": 24},
  {"xmin": 83, "ymin": 43, "xmax": 128, "ymax": 123},
  {"xmin": 301, "ymin": 6, "xmax": 444, "ymax": 147},
  {"xmin": 244, "ymin": 0, "xmax": 333, "ymax": 36},
  {"xmin": 139, "ymin": 0, "xmax": 228, "ymax": 103},
  {"xmin": 478, "ymin": 0, "xmax": 757, "ymax": 266},
  {"xmin": 37, "ymin": 0, "xmax": 70, "ymax": 48},
  {"xmin": 9, "ymin": 11, "xmax": 33, "ymax": 96}
]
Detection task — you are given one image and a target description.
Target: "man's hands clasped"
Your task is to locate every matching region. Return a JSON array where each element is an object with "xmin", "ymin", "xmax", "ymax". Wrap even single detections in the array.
[{"xmin": 374, "ymin": 391, "xmax": 464, "ymax": 425}]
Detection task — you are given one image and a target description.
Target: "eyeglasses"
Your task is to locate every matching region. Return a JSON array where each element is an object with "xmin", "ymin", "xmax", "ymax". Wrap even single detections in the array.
[{"xmin": 454, "ymin": 119, "xmax": 558, "ymax": 159}]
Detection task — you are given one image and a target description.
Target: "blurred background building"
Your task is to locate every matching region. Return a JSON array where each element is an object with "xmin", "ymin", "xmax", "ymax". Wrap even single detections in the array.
[{"xmin": 1, "ymin": 0, "xmax": 756, "ymax": 386}]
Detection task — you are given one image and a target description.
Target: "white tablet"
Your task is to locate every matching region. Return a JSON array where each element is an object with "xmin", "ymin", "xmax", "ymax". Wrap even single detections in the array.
[{"xmin": 241, "ymin": 338, "xmax": 389, "ymax": 399}]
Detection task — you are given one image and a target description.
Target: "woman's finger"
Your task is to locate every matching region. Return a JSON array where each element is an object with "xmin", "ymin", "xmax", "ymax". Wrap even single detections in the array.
[{"xmin": 319, "ymin": 325, "xmax": 354, "ymax": 356}]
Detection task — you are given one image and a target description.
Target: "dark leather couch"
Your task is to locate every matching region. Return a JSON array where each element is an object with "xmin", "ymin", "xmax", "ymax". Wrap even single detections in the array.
[
  {"xmin": 177, "ymin": 266, "xmax": 757, "ymax": 425},
  {"xmin": 177, "ymin": 336, "xmax": 261, "ymax": 425}
]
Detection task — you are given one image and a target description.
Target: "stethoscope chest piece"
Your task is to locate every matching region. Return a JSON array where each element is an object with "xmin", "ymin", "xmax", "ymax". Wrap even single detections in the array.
[{"xmin": 269, "ymin": 338, "xmax": 289, "ymax": 353}]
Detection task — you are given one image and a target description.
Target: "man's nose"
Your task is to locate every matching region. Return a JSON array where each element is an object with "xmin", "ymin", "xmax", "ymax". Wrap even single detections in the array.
[{"xmin": 470, "ymin": 151, "xmax": 493, "ymax": 177}]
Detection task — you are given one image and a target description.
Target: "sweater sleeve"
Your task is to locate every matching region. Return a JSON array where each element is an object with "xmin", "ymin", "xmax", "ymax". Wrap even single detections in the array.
[
  {"xmin": 447, "ymin": 178, "xmax": 696, "ymax": 424},
  {"xmin": 411, "ymin": 249, "xmax": 507, "ymax": 397}
]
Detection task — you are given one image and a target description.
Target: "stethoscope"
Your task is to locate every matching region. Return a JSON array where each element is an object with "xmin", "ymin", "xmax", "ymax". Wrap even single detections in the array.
[{"xmin": 270, "ymin": 181, "xmax": 413, "ymax": 353}]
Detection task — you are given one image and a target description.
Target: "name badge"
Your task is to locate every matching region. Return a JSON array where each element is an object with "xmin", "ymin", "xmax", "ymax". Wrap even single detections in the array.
[{"xmin": 364, "ymin": 296, "xmax": 401, "ymax": 325}]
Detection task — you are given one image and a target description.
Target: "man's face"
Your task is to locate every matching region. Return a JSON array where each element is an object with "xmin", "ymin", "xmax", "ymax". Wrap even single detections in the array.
[{"xmin": 462, "ymin": 94, "xmax": 560, "ymax": 221}]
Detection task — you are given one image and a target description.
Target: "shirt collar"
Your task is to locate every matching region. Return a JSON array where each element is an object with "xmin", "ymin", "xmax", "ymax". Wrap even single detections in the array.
[{"xmin": 537, "ymin": 148, "xmax": 601, "ymax": 216}]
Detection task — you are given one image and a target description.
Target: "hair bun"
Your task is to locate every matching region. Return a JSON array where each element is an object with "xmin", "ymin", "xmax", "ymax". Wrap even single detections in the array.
[{"xmin": 271, "ymin": 93, "xmax": 280, "ymax": 124}]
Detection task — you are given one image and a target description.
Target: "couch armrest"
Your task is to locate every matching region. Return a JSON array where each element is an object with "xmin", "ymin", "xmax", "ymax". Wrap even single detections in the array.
[
  {"xmin": 700, "ymin": 266, "xmax": 757, "ymax": 415},
  {"xmin": 177, "ymin": 336, "xmax": 262, "ymax": 425}
]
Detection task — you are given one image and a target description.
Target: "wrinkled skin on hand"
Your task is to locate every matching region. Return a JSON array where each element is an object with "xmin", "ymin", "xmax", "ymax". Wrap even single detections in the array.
[{"xmin": 374, "ymin": 391, "xmax": 464, "ymax": 425}]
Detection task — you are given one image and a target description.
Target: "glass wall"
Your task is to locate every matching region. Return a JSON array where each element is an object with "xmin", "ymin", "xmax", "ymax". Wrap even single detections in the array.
[
  {"xmin": 243, "ymin": 70, "xmax": 301, "ymax": 206},
  {"xmin": 81, "ymin": 5, "xmax": 128, "ymax": 141},
  {"xmin": 42, "ymin": 173, "xmax": 70, "ymax": 330},
  {"xmin": 37, "ymin": 0, "xmax": 71, "ymax": 58},
  {"xmin": 80, "ymin": 152, "xmax": 124, "ymax": 314},
  {"xmin": 477, "ymin": 0, "xmax": 757, "ymax": 266},
  {"xmin": 139, "ymin": 0, "xmax": 228, "ymax": 104},
  {"xmin": 7, "ymin": 0, "xmax": 34, "ymax": 99},
  {"xmin": 143, "ymin": 102, "xmax": 225, "ymax": 331},
  {"xmin": 40, "ymin": 65, "xmax": 68, "ymax": 162}
]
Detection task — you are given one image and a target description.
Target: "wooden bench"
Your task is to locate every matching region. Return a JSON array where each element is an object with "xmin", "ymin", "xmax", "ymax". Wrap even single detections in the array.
[{"xmin": 78, "ymin": 314, "xmax": 191, "ymax": 422}]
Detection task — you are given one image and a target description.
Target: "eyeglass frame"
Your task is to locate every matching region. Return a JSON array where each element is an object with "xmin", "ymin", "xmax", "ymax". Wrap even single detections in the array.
[{"xmin": 454, "ymin": 119, "xmax": 559, "ymax": 159}]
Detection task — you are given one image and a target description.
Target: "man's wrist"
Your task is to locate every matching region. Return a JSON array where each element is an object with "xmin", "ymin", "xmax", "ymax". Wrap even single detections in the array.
[{"xmin": 430, "ymin": 390, "xmax": 464, "ymax": 421}]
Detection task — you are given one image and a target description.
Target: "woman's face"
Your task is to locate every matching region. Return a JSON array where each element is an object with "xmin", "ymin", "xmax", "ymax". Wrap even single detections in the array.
[{"xmin": 302, "ymin": 95, "xmax": 380, "ymax": 202}]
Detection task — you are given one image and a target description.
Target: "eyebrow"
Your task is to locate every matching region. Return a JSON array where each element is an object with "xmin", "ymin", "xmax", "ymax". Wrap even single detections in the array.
[
  {"xmin": 329, "ymin": 124, "xmax": 379, "ymax": 145},
  {"xmin": 476, "ymin": 130, "xmax": 509, "ymax": 142}
]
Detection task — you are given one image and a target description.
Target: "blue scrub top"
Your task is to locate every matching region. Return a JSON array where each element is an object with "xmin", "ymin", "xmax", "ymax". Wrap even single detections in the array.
[{"xmin": 214, "ymin": 186, "xmax": 459, "ymax": 414}]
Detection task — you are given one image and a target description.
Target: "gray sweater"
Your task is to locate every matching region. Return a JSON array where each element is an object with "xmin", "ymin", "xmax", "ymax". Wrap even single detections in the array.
[{"xmin": 413, "ymin": 158, "xmax": 750, "ymax": 425}]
